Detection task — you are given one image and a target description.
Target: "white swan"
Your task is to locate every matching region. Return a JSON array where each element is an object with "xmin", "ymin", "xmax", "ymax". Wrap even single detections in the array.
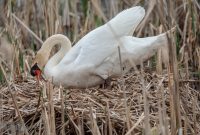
[{"xmin": 30, "ymin": 6, "xmax": 174, "ymax": 88}]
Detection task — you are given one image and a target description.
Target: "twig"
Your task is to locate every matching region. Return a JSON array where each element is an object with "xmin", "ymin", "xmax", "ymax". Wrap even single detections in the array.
[
  {"xmin": 0, "ymin": 63, "xmax": 29, "ymax": 135},
  {"xmin": 125, "ymin": 113, "xmax": 144, "ymax": 135},
  {"xmin": 11, "ymin": 14, "xmax": 43, "ymax": 45}
]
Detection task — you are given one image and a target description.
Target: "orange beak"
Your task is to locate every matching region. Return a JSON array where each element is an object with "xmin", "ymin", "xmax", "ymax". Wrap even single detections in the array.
[
  {"xmin": 30, "ymin": 63, "xmax": 44, "ymax": 83},
  {"xmin": 34, "ymin": 69, "xmax": 42, "ymax": 82}
]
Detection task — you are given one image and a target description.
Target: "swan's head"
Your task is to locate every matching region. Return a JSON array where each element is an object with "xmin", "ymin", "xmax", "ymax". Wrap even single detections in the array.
[
  {"xmin": 30, "ymin": 50, "xmax": 49, "ymax": 80},
  {"xmin": 30, "ymin": 63, "xmax": 41, "ymax": 80}
]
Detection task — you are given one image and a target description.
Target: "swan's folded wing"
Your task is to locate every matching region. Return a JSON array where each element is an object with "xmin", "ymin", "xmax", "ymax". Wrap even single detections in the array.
[
  {"xmin": 86, "ymin": 33, "xmax": 169, "ymax": 79},
  {"xmin": 59, "ymin": 43, "xmax": 81, "ymax": 65},
  {"xmin": 73, "ymin": 26, "xmax": 118, "ymax": 66},
  {"xmin": 72, "ymin": 6, "xmax": 145, "ymax": 67},
  {"xmin": 107, "ymin": 6, "xmax": 145, "ymax": 36}
]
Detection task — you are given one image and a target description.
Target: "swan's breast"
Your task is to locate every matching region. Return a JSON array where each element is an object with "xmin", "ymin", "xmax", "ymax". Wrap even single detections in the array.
[{"xmin": 45, "ymin": 63, "xmax": 104, "ymax": 88}]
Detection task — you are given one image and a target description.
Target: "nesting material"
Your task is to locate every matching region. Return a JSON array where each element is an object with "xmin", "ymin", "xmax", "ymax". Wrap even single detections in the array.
[{"xmin": 1, "ymin": 71, "xmax": 200, "ymax": 134}]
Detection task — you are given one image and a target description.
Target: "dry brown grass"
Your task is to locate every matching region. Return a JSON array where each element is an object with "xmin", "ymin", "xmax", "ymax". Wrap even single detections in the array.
[
  {"xmin": 0, "ymin": 0, "xmax": 200, "ymax": 134},
  {"xmin": 1, "ymin": 71, "xmax": 200, "ymax": 134}
]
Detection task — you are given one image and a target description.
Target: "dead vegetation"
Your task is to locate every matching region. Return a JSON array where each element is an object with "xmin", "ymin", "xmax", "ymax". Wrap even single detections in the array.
[{"xmin": 0, "ymin": 0, "xmax": 200, "ymax": 135}]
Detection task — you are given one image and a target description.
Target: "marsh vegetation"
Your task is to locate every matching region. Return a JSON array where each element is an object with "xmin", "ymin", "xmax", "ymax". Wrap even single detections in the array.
[{"xmin": 0, "ymin": 0, "xmax": 200, "ymax": 134}]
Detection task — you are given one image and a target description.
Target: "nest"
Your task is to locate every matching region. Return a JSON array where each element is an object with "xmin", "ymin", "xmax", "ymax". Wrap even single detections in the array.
[{"xmin": 1, "ymin": 71, "xmax": 200, "ymax": 134}]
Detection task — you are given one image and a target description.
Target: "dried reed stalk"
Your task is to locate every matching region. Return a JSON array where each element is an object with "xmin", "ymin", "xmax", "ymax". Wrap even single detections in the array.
[
  {"xmin": 47, "ymin": 81, "xmax": 56, "ymax": 135},
  {"xmin": 0, "ymin": 63, "xmax": 29, "ymax": 135},
  {"xmin": 60, "ymin": 86, "xmax": 65, "ymax": 135}
]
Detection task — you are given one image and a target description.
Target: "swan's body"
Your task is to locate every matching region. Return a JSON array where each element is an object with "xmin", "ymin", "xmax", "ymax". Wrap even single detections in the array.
[{"xmin": 31, "ymin": 6, "xmax": 173, "ymax": 88}]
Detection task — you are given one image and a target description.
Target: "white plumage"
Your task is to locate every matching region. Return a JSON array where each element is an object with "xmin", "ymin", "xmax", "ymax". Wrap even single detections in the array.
[{"xmin": 31, "ymin": 6, "xmax": 174, "ymax": 88}]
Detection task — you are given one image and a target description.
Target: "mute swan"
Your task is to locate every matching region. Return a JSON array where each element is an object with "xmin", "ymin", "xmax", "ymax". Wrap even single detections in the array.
[{"xmin": 30, "ymin": 6, "xmax": 174, "ymax": 88}]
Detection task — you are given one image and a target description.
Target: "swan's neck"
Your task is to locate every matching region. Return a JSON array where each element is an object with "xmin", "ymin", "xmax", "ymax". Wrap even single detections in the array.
[{"xmin": 41, "ymin": 34, "xmax": 71, "ymax": 75}]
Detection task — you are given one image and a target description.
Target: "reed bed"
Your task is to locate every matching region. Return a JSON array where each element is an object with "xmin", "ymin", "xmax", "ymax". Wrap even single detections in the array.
[
  {"xmin": 0, "ymin": 0, "xmax": 200, "ymax": 134},
  {"xmin": 1, "ymin": 71, "xmax": 199, "ymax": 135}
]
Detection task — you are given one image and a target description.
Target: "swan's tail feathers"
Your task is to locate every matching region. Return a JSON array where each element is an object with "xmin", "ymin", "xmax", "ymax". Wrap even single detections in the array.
[
  {"xmin": 157, "ymin": 27, "xmax": 176, "ymax": 66},
  {"xmin": 152, "ymin": 27, "xmax": 176, "ymax": 47},
  {"xmin": 107, "ymin": 6, "xmax": 145, "ymax": 37}
]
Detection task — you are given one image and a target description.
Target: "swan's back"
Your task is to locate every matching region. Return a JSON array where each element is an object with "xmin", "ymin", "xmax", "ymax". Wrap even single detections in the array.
[{"xmin": 67, "ymin": 6, "xmax": 145, "ymax": 66}]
